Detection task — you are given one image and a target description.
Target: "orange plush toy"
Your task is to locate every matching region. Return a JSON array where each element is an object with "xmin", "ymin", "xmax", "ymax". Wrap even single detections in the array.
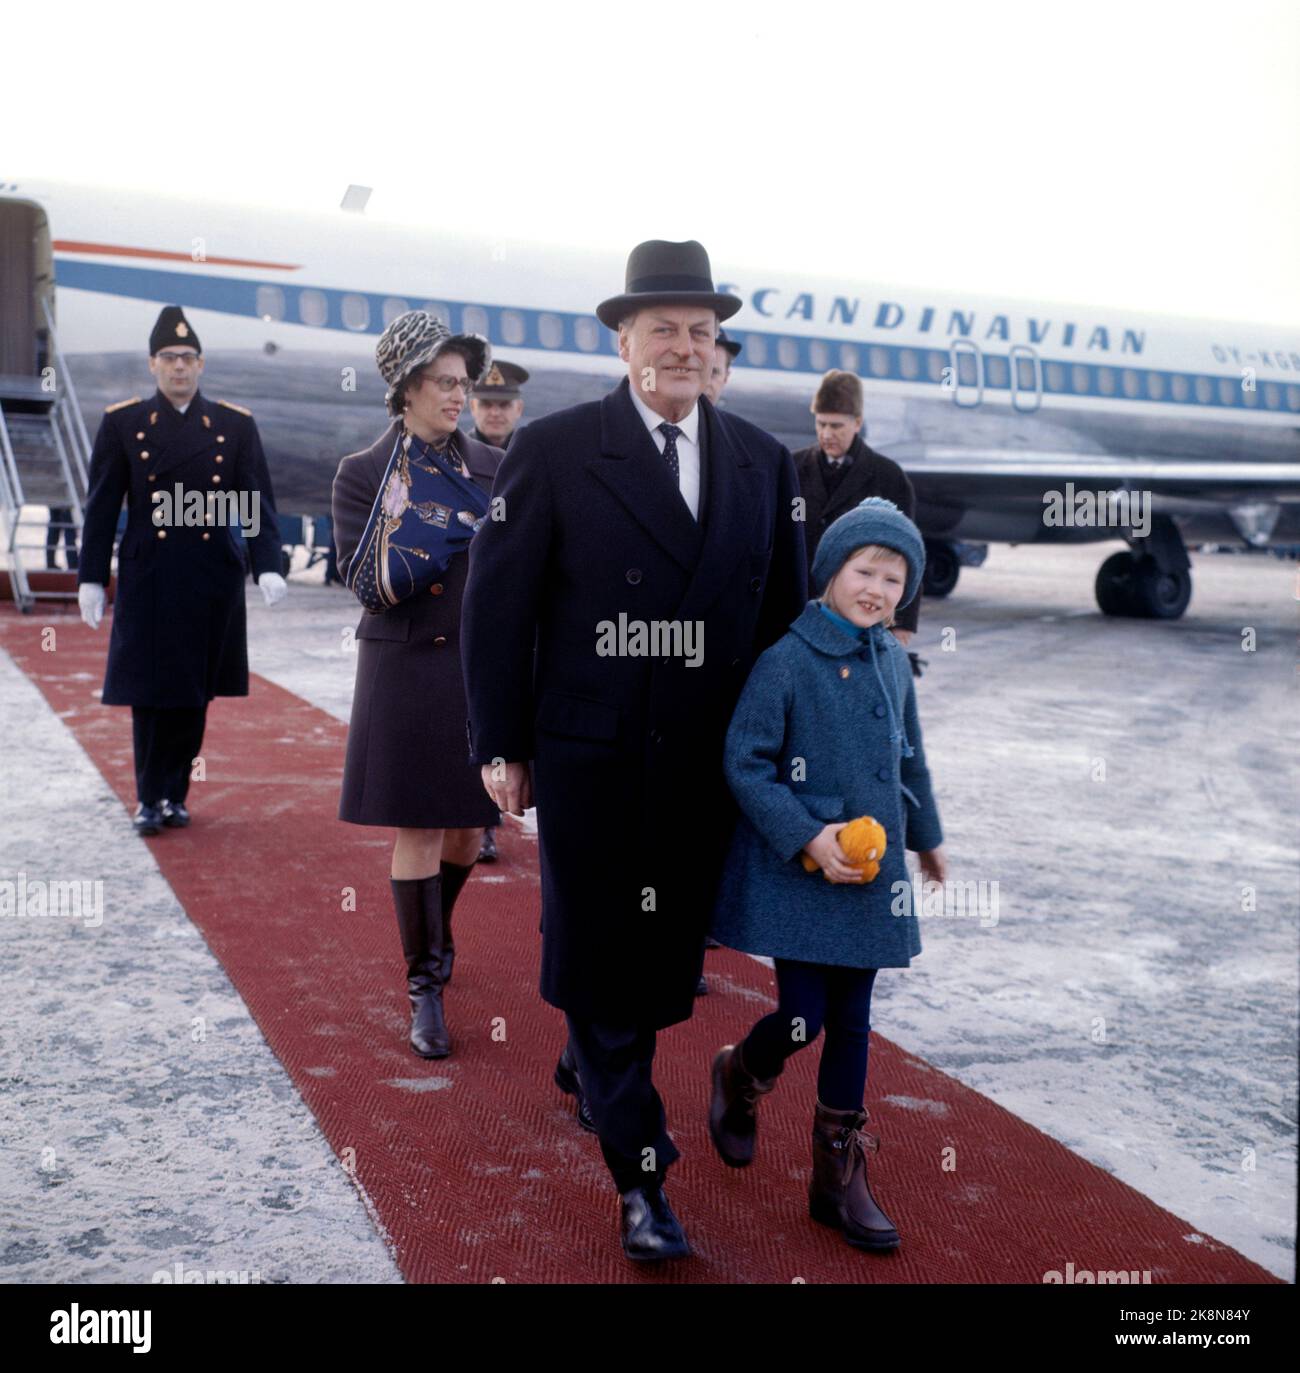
[{"xmin": 801, "ymin": 815, "xmax": 888, "ymax": 881}]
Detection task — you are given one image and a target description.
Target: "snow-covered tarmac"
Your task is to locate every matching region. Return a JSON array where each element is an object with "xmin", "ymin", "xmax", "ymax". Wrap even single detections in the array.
[{"xmin": 2, "ymin": 539, "xmax": 1295, "ymax": 1281}]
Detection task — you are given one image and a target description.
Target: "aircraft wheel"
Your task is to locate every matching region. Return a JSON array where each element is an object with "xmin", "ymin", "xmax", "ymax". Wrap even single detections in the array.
[
  {"xmin": 1130, "ymin": 556, "xmax": 1192, "ymax": 620},
  {"xmin": 1095, "ymin": 550, "xmax": 1141, "ymax": 616},
  {"xmin": 923, "ymin": 540, "xmax": 960, "ymax": 598}
]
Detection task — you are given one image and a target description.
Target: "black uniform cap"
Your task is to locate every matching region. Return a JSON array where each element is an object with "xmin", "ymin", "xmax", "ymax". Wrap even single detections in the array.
[
  {"xmin": 473, "ymin": 360, "xmax": 529, "ymax": 398},
  {"xmin": 717, "ymin": 328, "xmax": 742, "ymax": 360},
  {"xmin": 150, "ymin": 305, "xmax": 201, "ymax": 355}
]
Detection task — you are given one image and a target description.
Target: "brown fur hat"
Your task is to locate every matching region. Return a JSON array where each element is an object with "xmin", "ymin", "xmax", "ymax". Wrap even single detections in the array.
[{"xmin": 810, "ymin": 369, "xmax": 863, "ymax": 417}]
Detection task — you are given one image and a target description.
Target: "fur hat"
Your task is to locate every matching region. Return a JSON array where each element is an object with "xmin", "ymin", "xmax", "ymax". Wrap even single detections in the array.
[
  {"xmin": 811, "ymin": 497, "xmax": 926, "ymax": 609},
  {"xmin": 811, "ymin": 369, "xmax": 862, "ymax": 417},
  {"xmin": 375, "ymin": 310, "xmax": 491, "ymax": 417}
]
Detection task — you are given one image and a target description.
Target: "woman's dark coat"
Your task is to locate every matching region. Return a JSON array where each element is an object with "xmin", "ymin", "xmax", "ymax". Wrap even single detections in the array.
[
  {"xmin": 461, "ymin": 378, "xmax": 808, "ymax": 1030},
  {"xmin": 332, "ymin": 421, "xmax": 502, "ymax": 828}
]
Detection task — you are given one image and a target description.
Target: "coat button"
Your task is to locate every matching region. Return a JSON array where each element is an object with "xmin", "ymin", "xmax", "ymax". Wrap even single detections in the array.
[
  {"xmin": 877, "ymin": 766, "xmax": 890, "ymax": 781},
  {"xmin": 217, "ymin": 435, "xmax": 225, "ymax": 443},
  {"xmin": 626, "ymin": 568, "xmax": 642, "ymax": 584},
  {"xmin": 212, "ymin": 474, "xmax": 221, "ymax": 484},
  {"xmin": 874, "ymin": 703, "xmax": 886, "ymax": 717},
  {"xmin": 749, "ymin": 576, "xmax": 762, "ymax": 592},
  {"xmin": 147, "ymin": 474, "xmax": 156, "ymax": 482},
  {"xmin": 215, "ymin": 454, "xmax": 223, "ymax": 463},
  {"xmin": 429, "ymin": 582, "xmax": 444, "ymax": 595},
  {"xmin": 201, "ymin": 532, "xmax": 210, "ymax": 541},
  {"xmin": 156, "ymin": 529, "xmax": 167, "ymax": 539},
  {"xmin": 136, "ymin": 431, "xmax": 145, "ymax": 440},
  {"xmin": 433, "ymin": 635, "xmax": 447, "ymax": 646},
  {"xmin": 139, "ymin": 451, "xmax": 149, "ymax": 460}
]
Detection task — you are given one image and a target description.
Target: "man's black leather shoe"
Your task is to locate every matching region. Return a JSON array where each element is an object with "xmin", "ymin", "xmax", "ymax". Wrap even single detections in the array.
[
  {"xmin": 160, "ymin": 800, "xmax": 190, "ymax": 828},
  {"xmin": 619, "ymin": 1186, "xmax": 690, "ymax": 1262},
  {"xmin": 554, "ymin": 1047, "xmax": 597, "ymax": 1133},
  {"xmin": 696, "ymin": 974, "xmax": 708, "ymax": 996},
  {"xmin": 704, "ymin": 935, "xmax": 722, "ymax": 950},
  {"xmin": 133, "ymin": 803, "xmax": 164, "ymax": 837},
  {"xmin": 478, "ymin": 827, "xmax": 497, "ymax": 863}
]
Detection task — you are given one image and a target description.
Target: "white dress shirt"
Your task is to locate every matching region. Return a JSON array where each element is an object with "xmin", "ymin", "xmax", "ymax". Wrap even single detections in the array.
[{"xmin": 627, "ymin": 384, "xmax": 701, "ymax": 520}]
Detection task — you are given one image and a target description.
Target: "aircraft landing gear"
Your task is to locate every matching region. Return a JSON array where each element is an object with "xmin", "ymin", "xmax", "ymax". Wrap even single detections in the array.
[{"xmin": 1094, "ymin": 517, "xmax": 1192, "ymax": 620}]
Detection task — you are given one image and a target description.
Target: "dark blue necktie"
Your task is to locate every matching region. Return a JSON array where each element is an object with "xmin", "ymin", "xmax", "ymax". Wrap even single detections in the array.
[{"xmin": 657, "ymin": 422, "xmax": 682, "ymax": 483}]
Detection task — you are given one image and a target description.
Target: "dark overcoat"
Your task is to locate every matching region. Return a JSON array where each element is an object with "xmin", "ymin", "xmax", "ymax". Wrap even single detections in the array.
[
  {"xmin": 77, "ymin": 389, "xmax": 282, "ymax": 707},
  {"xmin": 332, "ymin": 421, "xmax": 502, "ymax": 829},
  {"xmin": 461, "ymin": 377, "xmax": 808, "ymax": 1030},
  {"xmin": 793, "ymin": 433, "xmax": 922, "ymax": 633},
  {"xmin": 711, "ymin": 602, "xmax": 943, "ymax": 967}
]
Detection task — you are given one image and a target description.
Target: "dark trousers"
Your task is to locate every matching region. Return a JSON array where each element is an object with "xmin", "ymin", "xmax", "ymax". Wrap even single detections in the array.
[
  {"xmin": 131, "ymin": 705, "xmax": 208, "ymax": 806},
  {"xmin": 46, "ymin": 507, "xmax": 79, "ymax": 571},
  {"xmin": 740, "ymin": 959, "xmax": 879, "ymax": 1111},
  {"xmin": 563, "ymin": 1014, "xmax": 681, "ymax": 1194}
]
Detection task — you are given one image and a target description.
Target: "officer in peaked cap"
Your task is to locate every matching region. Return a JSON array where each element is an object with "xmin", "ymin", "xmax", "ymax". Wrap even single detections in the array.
[
  {"xmin": 77, "ymin": 304, "xmax": 288, "ymax": 836},
  {"xmin": 468, "ymin": 359, "xmax": 529, "ymax": 451},
  {"xmin": 704, "ymin": 328, "xmax": 742, "ymax": 406}
]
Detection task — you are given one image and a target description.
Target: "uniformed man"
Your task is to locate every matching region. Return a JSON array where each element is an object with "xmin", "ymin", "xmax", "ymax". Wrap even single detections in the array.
[
  {"xmin": 794, "ymin": 369, "xmax": 920, "ymax": 648},
  {"xmin": 467, "ymin": 359, "xmax": 529, "ymax": 863},
  {"xmin": 703, "ymin": 328, "xmax": 741, "ymax": 405},
  {"xmin": 77, "ymin": 305, "xmax": 287, "ymax": 836},
  {"xmin": 468, "ymin": 360, "xmax": 528, "ymax": 450}
]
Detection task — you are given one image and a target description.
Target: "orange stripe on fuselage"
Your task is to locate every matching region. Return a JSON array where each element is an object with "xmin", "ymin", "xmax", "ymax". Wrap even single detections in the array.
[{"xmin": 52, "ymin": 241, "xmax": 300, "ymax": 270}]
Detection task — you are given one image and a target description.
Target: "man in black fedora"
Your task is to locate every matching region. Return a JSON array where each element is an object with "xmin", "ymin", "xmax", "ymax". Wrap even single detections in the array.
[
  {"xmin": 462, "ymin": 240, "xmax": 806, "ymax": 1261},
  {"xmin": 77, "ymin": 305, "xmax": 287, "ymax": 835}
]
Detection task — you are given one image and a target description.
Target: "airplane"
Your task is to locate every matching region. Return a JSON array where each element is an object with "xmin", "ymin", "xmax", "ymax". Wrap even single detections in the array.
[{"xmin": 2, "ymin": 175, "xmax": 1297, "ymax": 619}]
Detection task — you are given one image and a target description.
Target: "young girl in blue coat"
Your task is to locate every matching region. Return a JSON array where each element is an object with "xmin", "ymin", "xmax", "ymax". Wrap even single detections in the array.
[{"xmin": 709, "ymin": 496, "xmax": 947, "ymax": 1251}]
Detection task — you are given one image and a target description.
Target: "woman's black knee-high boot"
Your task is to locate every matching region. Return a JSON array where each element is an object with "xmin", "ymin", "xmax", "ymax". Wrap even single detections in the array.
[
  {"xmin": 438, "ymin": 860, "xmax": 475, "ymax": 985},
  {"xmin": 390, "ymin": 874, "xmax": 451, "ymax": 1058}
]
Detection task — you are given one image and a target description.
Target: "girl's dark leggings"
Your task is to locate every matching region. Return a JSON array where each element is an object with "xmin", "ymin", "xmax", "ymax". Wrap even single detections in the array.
[{"xmin": 739, "ymin": 959, "xmax": 879, "ymax": 1110}]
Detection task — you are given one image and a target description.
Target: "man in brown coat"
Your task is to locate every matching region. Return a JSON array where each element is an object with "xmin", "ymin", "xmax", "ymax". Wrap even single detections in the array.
[{"xmin": 793, "ymin": 369, "xmax": 921, "ymax": 646}]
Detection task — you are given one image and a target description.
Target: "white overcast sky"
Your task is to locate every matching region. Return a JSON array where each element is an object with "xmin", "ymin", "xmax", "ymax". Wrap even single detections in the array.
[{"xmin": 6, "ymin": 0, "xmax": 1297, "ymax": 327}]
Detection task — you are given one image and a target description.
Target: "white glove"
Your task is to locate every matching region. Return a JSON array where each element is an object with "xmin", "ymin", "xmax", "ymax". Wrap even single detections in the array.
[
  {"xmin": 78, "ymin": 583, "xmax": 105, "ymax": 629},
  {"xmin": 258, "ymin": 571, "xmax": 288, "ymax": 607}
]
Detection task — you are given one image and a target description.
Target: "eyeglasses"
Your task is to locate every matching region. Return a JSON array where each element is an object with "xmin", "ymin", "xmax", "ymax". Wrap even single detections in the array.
[
  {"xmin": 418, "ymin": 373, "xmax": 473, "ymax": 395},
  {"xmin": 157, "ymin": 351, "xmax": 200, "ymax": 365}
]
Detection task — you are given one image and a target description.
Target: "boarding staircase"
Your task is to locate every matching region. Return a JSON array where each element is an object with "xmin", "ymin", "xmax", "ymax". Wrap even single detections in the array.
[{"xmin": 0, "ymin": 301, "xmax": 92, "ymax": 613}]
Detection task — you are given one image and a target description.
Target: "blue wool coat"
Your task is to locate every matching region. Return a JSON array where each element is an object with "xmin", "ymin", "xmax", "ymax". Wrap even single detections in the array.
[{"xmin": 711, "ymin": 601, "xmax": 943, "ymax": 969}]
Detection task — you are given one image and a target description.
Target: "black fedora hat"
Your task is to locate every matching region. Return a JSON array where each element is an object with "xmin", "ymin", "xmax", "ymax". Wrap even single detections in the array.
[
  {"xmin": 596, "ymin": 239, "xmax": 741, "ymax": 329},
  {"xmin": 717, "ymin": 327, "xmax": 742, "ymax": 360}
]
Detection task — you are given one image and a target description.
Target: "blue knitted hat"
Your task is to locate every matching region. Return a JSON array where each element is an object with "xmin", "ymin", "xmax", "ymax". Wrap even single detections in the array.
[{"xmin": 811, "ymin": 497, "xmax": 926, "ymax": 608}]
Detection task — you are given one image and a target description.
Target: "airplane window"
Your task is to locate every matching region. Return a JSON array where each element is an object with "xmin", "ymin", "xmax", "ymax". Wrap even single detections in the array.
[
  {"xmin": 1287, "ymin": 386, "xmax": 1300, "ymax": 412},
  {"xmin": 539, "ymin": 313, "xmax": 564, "ymax": 349},
  {"xmin": 382, "ymin": 297, "xmax": 409, "ymax": 325},
  {"xmin": 957, "ymin": 353, "xmax": 978, "ymax": 386},
  {"xmin": 1242, "ymin": 383, "xmax": 1259, "ymax": 407},
  {"xmin": 1171, "ymin": 374, "xmax": 1190, "ymax": 401},
  {"xmin": 810, "ymin": 340, "xmax": 830, "ymax": 370},
  {"xmin": 839, "ymin": 344, "xmax": 859, "ymax": 372},
  {"xmin": 298, "ymin": 289, "xmax": 328, "ymax": 328},
  {"xmin": 1122, "ymin": 368, "xmax": 1141, "ymax": 398},
  {"xmin": 866, "ymin": 346, "xmax": 887, "ymax": 378},
  {"xmin": 502, "ymin": 310, "xmax": 526, "ymax": 345},
  {"xmin": 1015, "ymin": 357, "xmax": 1036, "ymax": 390},
  {"xmin": 778, "ymin": 337, "xmax": 799, "ymax": 369},
  {"xmin": 1072, "ymin": 364, "xmax": 1090, "ymax": 393},
  {"xmin": 900, "ymin": 349, "xmax": 919, "ymax": 380},
  {"xmin": 255, "ymin": 286, "xmax": 285, "ymax": 322},
  {"xmin": 747, "ymin": 334, "xmax": 768, "ymax": 366},
  {"xmin": 342, "ymin": 294, "xmax": 370, "ymax": 331},
  {"xmin": 1146, "ymin": 371, "xmax": 1165, "ymax": 400},
  {"xmin": 574, "ymin": 316, "xmax": 600, "ymax": 352},
  {"xmin": 985, "ymin": 356, "xmax": 1008, "ymax": 387},
  {"xmin": 1045, "ymin": 362, "xmax": 1064, "ymax": 391},
  {"xmin": 462, "ymin": 305, "xmax": 489, "ymax": 337},
  {"xmin": 1217, "ymin": 377, "xmax": 1236, "ymax": 406},
  {"xmin": 926, "ymin": 351, "xmax": 944, "ymax": 383},
  {"xmin": 1097, "ymin": 367, "xmax": 1116, "ymax": 396},
  {"xmin": 421, "ymin": 302, "xmax": 451, "ymax": 325},
  {"xmin": 1194, "ymin": 376, "xmax": 1212, "ymax": 404},
  {"xmin": 1263, "ymin": 382, "xmax": 1281, "ymax": 409}
]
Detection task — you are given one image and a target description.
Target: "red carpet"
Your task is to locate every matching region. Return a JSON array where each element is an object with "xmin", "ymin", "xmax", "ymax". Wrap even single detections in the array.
[{"xmin": 1, "ymin": 608, "xmax": 1281, "ymax": 1284}]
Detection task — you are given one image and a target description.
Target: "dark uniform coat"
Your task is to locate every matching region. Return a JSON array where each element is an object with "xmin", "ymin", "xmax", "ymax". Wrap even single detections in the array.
[
  {"xmin": 461, "ymin": 378, "xmax": 808, "ymax": 1030},
  {"xmin": 332, "ymin": 421, "xmax": 502, "ymax": 829},
  {"xmin": 78, "ymin": 389, "xmax": 282, "ymax": 707},
  {"xmin": 793, "ymin": 432, "xmax": 922, "ymax": 633}
]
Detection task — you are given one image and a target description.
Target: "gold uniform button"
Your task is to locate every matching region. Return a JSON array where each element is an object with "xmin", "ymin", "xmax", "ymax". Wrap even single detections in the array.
[
  {"xmin": 156, "ymin": 530, "xmax": 167, "ymax": 540},
  {"xmin": 217, "ymin": 435, "xmax": 225, "ymax": 443},
  {"xmin": 839, "ymin": 666, "xmax": 851, "ymax": 679},
  {"xmin": 147, "ymin": 474, "xmax": 156, "ymax": 482},
  {"xmin": 429, "ymin": 583, "xmax": 444, "ymax": 596},
  {"xmin": 211, "ymin": 475, "xmax": 221, "ymax": 484},
  {"xmin": 136, "ymin": 431, "xmax": 145, "ymax": 440},
  {"xmin": 215, "ymin": 454, "xmax": 223, "ymax": 463},
  {"xmin": 201, "ymin": 532, "xmax": 210, "ymax": 541},
  {"xmin": 139, "ymin": 450, "xmax": 150, "ymax": 460}
]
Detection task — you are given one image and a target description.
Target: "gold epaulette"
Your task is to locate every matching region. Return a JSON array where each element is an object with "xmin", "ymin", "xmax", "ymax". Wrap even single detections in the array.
[
  {"xmin": 105, "ymin": 396, "xmax": 140, "ymax": 413},
  {"xmin": 218, "ymin": 398, "xmax": 252, "ymax": 417}
]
